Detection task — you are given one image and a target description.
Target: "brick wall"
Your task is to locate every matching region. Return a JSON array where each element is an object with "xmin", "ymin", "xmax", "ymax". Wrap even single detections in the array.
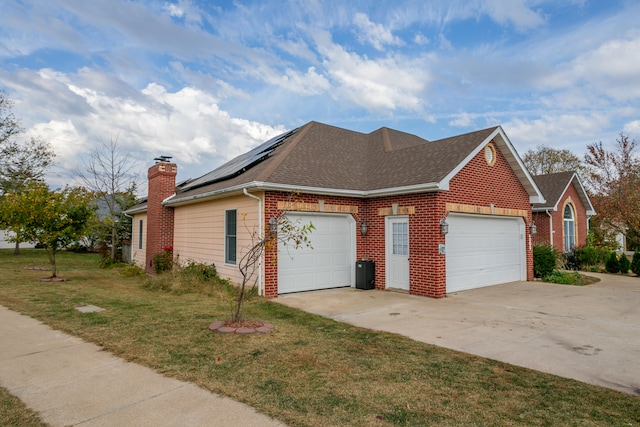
[
  {"xmin": 534, "ymin": 182, "xmax": 588, "ymax": 252},
  {"xmin": 145, "ymin": 162, "xmax": 177, "ymax": 273},
  {"xmin": 262, "ymin": 142, "xmax": 534, "ymax": 298}
]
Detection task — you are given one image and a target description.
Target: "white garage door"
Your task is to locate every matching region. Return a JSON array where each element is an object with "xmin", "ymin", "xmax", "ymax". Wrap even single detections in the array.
[
  {"xmin": 446, "ymin": 214, "xmax": 525, "ymax": 293},
  {"xmin": 278, "ymin": 214, "xmax": 354, "ymax": 294}
]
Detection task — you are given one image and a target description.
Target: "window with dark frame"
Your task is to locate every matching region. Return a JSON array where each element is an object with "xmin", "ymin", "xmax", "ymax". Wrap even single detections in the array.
[
  {"xmin": 138, "ymin": 219, "xmax": 143, "ymax": 250},
  {"xmin": 225, "ymin": 209, "xmax": 237, "ymax": 264}
]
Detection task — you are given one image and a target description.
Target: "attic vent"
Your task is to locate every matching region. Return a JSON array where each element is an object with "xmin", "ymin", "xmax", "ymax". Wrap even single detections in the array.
[{"xmin": 154, "ymin": 155, "xmax": 172, "ymax": 163}]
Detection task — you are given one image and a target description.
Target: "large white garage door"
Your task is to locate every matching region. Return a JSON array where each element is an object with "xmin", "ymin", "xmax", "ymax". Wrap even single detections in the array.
[
  {"xmin": 446, "ymin": 214, "xmax": 525, "ymax": 293},
  {"xmin": 278, "ymin": 214, "xmax": 354, "ymax": 294}
]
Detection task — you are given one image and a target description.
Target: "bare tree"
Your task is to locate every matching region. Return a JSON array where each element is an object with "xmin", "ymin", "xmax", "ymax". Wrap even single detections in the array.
[
  {"xmin": 234, "ymin": 210, "xmax": 314, "ymax": 322},
  {"xmin": 74, "ymin": 138, "xmax": 141, "ymax": 263}
]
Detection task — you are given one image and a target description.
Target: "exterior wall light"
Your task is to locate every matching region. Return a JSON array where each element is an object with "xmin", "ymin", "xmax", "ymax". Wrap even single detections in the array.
[
  {"xmin": 440, "ymin": 218, "xmax": 449, "ymax": 236},
  {"xmin": 269, "ymin": 217, "xmax": 277, "ymax": 233},
  {"xmin": 360, "ymin": 220, "xmax": 368, "ymax": 236},
  {"xmin": 529, "ymin": 221, "xmax": 537, "ymax": 235}
]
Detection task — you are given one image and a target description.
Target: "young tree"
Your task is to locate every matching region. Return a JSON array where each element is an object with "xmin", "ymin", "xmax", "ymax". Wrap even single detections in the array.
[
  {"xmin": 0, "ymin": 182, "xmax": 95, "ymax": 278},
  {"xmin": 74, "ymin": 138, "xmax": 140, "ymax": 264},
  {"xmin": 234, "ymin": 211, "xmax": 314, "ymax": 322},
  {"xmin": 0, "ymin": 92, "xmax": 56, "ymax": 254},
  {"xmin": 522, "ymin": 145, "xmax": 583, "ymax": 176},
  {"xmin": 584, "ymin": 133, "xmax": 640, "ymax": 249}
]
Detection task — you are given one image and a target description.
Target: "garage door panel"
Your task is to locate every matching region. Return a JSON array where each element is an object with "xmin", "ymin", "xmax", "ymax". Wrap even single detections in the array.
[
  {"xmin": 446, "ymin": 214, "xmax": 525, "ymax": 293},
  {"xmin": 278, "ymin": 214, "xmax": 354, "ymax": 294}
]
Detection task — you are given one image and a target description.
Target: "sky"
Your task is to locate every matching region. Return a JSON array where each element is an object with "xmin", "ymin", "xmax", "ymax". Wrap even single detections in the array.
[{"xmin": 1, "ymin": 0, "xmax": 639, "ymax": 190}]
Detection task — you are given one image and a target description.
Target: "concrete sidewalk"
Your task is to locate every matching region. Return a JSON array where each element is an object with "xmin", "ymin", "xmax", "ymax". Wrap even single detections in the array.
[{"xmin": 0, "ymin": 305, "xmax": 285, "ymax": 427}]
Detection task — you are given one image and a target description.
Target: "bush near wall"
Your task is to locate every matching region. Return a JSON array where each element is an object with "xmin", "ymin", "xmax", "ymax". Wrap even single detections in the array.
[{"xmin": 533, "ymin": 245, "xmax": 559, "ymax": 278}]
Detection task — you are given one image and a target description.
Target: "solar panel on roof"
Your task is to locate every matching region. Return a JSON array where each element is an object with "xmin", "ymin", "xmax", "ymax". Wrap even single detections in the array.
[{"xmin": 181, "ymin": 128, "xmax": 297, "ymax": 190}]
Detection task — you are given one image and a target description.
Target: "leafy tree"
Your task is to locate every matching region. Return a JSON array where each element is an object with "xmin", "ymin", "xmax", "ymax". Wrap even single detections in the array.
[
  {"xmin": 522, "ymin": 145, "xmax": 583, "ymax": 176},
  {"xmin": 74, "ymin": 138, "xmax": 140, "ymax": 264},
  {"xmin": 0, "ymin": 181, "xmax": 95, "ymax": 278},
  {"xmin": 584, "ymin": 133, "xmax": 640, "ymax": 249},
  {"xmin": 0, "ymin": 91, "xmax": 56, "ymax": 254}
]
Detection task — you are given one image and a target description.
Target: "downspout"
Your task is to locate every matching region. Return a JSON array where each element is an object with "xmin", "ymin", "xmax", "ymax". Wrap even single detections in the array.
[
  {"xmin": 123, "ymin": 211, "xmax": 134, "ymax": 263},
  {"xmin": 546, "ymin": 210, "xmax": 553, "ymax": 248},
  {"xmin": 243, "ymin": 188, "xmax": 263, "ymax": 296}
]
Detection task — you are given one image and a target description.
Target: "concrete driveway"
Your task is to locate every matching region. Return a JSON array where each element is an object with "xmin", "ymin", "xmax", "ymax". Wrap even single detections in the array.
[{"xmin": 276, "ymin": 273, "xmax": 640, "ymax": 396}]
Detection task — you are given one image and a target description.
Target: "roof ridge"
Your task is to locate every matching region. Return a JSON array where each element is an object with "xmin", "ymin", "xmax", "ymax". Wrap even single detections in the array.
[{"xmin": 255, "ymin": 121, "xmax": 315, "ymax": 182}]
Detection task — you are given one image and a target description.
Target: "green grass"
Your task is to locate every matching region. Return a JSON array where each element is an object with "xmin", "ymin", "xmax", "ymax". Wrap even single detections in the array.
[
  {"xmin": 542, "ymin": 270, "xmax": 601, "ymax": 286},
  {"xmin": 1, "ymin": 249, "xmax": 639, "ymax": 426},
  {"xmin": 0, "ymin": 387, "xmax": 48, "ymax": 427}
]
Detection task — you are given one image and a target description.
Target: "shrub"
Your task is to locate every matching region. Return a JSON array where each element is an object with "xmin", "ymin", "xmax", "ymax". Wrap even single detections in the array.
[
  {"xmin": 619, "ymin": 253, "xmax": 631, "ymax": 274},
  {"xmin": 605, "ymin": 252, "xmax": 620, "ymax": 274},
  {"xmin": 631, "ymin": 252, "xmax": 640, "ymax": 276},
  {"xmin": 533, "ymin": 245, "xmax": 558, "ymax": 278},
  {"xmin": 152, "ymin": 246, "xmax": 173, "ymax": 274},
  {"xmin": 574, "ymin": 245, "xmax": 600, "ymax": 269},
  {"xmin": 120, "ymin": 263, "xmax": 145, "ymax": 277},
  {"xmin": 562, "ymin": 249, "xmax": 578, "ymax": 270}
]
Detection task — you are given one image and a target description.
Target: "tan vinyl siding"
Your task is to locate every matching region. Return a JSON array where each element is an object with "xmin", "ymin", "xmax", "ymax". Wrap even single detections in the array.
[
  {"xmin": 173, "ymin": 194, "xmax": 262, "ymax": 284},
  {"xmin": 132, "ymin": 213, "xmax": 147, "ymax": 268}
]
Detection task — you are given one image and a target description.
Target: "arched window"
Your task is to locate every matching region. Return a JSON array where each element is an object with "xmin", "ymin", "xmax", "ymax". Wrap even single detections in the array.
[{"xmin": 563, "ymin": 204, "xmax": 575, "ymax": 251}]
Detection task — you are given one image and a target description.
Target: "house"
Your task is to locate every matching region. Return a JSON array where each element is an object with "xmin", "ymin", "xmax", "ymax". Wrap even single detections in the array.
[
  {"xmin": 127, "ymin": 121, "xmax": 545, "ymax": 298},
  {"xmin": 531, "ymin": 171, "xmax": 596, "ymax": 252},
  {"xmin": 0, "ymin": 230, "xmax": 35, "ymax": 250}
]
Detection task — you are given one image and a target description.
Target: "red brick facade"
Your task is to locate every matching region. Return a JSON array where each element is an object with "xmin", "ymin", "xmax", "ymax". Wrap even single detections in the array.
[
  {"xmin": 262, "ymin": 140, "xmax": 534, "ymax": 298},
  {"xmin": 533, "ymin": 182, "xmax": 588, "ymax": 252},
  {"xmin": 145, "ymin": 162, "xmax": 177, "ymax": 273}
]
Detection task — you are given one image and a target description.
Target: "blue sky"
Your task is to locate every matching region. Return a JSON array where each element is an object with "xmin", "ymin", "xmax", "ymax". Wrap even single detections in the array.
[{"xmin": 1, "ymin": 0, "xmax": 639, "ymax": 188}]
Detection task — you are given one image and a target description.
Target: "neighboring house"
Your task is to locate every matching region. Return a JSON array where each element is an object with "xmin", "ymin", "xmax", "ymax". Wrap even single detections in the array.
[
  {"xmin": 128, "ymin": 121, "xmax": 545, "ymax": 298},
  {"xmin": 0, "ymin": 230, "xmax": 35, "ymax": 250},
  {"xmin": 531, "ymin": 171, "xmax": 596, "ymax": 252}
]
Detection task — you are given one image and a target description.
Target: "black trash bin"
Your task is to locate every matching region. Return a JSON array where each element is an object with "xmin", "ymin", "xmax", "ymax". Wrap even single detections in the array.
[{"xmin": 355, "ymin": 260, "xmax": 375, "ymax": 290}]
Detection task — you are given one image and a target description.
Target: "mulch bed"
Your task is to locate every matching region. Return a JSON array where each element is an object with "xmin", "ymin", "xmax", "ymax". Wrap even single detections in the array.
[{"xmin": 209, "ymin": 319, "xmax": 275, "ymax": 334}]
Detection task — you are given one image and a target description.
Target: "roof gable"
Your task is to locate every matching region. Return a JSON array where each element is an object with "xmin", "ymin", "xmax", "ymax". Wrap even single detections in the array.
[{"xmin": 533, "ymin": 171, "xmax": 596, "ymax": 215}]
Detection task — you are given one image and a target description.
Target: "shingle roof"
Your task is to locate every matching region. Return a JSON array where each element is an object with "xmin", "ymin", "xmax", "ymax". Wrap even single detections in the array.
[
  {"xmin": 165, "ymin": 121, "xmax": 506, "ymax": 204},
  {"xmin": 119, "ymin": 121, "xmax": 543, "ymax": 210},
  {"xmin": 532, "ymin": 171, "xmax": 596, "ymax": 215}
]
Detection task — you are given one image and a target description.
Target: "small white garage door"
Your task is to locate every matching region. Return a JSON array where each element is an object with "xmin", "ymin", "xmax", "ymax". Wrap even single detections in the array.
[
  {"xmin": 278, "ymin": 214, "xmax": 354, "ymax": 294},
  {"xmin": 446, "ymin": 214, "xmax": 525, "ymax": 293}
]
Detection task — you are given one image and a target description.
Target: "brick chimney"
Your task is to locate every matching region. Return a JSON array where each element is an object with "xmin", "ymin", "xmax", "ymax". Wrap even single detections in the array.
[{"xmin": 145, "ymin": 160, "xmax": 177, "ymax": 273}]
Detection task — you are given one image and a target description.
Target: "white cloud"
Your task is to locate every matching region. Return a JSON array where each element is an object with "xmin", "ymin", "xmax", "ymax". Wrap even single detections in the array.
[
  {"xmin": 623, "ymin": 120, "xmax": 640, "ymax": 137},
  {"xmin": 5, "ymin": 67, "xmax": 285, "ymax": 186},
  {"xmin": 353, "ymin": 13, "xmax": 404, "ymax": 51},
  {"xmin": 312, "ymin": 30, "xmax": 429, "ymax": 114},
  {"xmin": 448, "ymin": 112, "xmax": 476, "ymax": 127},
  {"xmin": 504, "ymin": 113, "xmax": 610, "ymax": 149},
  {"xmin": 482, "ymin": 0, "xmax": 545, "ymax": 31}
]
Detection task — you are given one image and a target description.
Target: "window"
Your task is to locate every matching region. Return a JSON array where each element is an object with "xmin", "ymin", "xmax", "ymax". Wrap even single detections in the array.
[
  {"xmin": 225, "ymin": 209, "xmax": 237, "ymax": 264},
  {"xmin": 563, "ymin": 204, "xmax": 575, "ymax": 251},
  {"xmin": 392, "ymin": 221, "xmax": 408, "ymax": 256},
  {"xmin": 138, "ymin": 219, "xmax": 143, "ymax": 250}
]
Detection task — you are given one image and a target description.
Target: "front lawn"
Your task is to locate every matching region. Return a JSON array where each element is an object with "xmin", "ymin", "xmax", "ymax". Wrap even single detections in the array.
[{"xmin": 1, "ymin": 250, "xmax": 638, "ymax": 426}]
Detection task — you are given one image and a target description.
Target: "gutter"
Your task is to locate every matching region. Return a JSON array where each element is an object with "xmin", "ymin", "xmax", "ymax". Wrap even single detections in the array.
[
  {"xmin": 243, "ymin": 188, "xmax": 263, "ymax": 297},
  {"xmin": 165, "ymin": 180, "xmax": 445, "ymax": 207},
  {"xmin": 546, "ymin": 210, "xmax": 553, "ymax": 247}
]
